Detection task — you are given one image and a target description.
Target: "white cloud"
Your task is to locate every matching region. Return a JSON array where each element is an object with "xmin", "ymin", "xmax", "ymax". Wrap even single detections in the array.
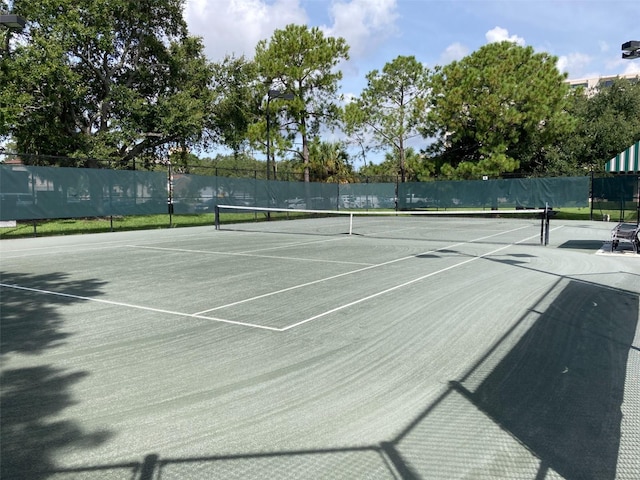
[
  {"xmin": 184, "ymin": 0, "xmax": 308, "ymax": 61},
  {"xmin": 622, "ymin": 62, "xmax": 640, "ymax": 76},
  {"xmin": 184, "ymin": 0, "xmax": 400, "ymax": 82},
  {"xmin": 341, "ymin": 92, "xmax": 358, "ymax": 104},
  {"xmin": 322, "ymin": 0, "xmax": 399, "ymax": 58},
  {"xmin": 439, "ymin": 42, "xmax": 469, "ymax": 65},
  {"xmin": 606, "ymin": 54, "xmax": 640, "ymax": 76},
  {"xmin": 556, "ymin": 52, "xmax": 592, "ymax": 76},
  {"xmin": 485, "ymin": 26, "xmax": 525, "ymax": 46}
]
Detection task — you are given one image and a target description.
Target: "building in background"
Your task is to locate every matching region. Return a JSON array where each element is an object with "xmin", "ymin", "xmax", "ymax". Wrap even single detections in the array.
[{"xmin": 565, "ymin": 73, "xmax": 639, "ymax": 96}]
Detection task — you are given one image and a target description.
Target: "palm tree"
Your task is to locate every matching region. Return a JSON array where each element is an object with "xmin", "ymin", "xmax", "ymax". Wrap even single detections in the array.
[{"xmin": 308, "ymin": 140, "xmax": 355, "ymax": 183}]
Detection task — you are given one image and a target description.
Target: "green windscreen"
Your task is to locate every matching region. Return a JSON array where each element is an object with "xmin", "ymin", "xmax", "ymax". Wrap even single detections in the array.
[
  {"xmin": 1, "ymin": 164, "xmax": 592, "ymax": 222},
  {"xmin": 398, "ymin": 177, "xmax": 589, "ymax": 210},
  {"xmin": 0, "ymin": 165, "xmax": 167, "ymax": 220}
]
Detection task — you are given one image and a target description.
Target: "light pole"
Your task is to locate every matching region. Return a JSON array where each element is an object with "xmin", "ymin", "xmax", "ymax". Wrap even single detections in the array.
[
  {"xmin": 0, "ymin": 14, "xmax": 25, "ymax": 29},
  {"xmin": 621, "ymin": 41, "xmax": 640, "ymax": 60},
  {"xmin": 266, "ymin": 89, "xmax": 294, "ymax": 181},
  {"xmin": 1, "ymin": 14, "xmax": 26, "ymax": 53}
]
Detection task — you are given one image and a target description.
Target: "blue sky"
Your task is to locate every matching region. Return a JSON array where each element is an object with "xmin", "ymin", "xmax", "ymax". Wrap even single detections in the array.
[
  {"xmin": 184, "ymin": 0, "xmax": 640, "ymax": 162},
  {"xmin": 185, "ymin": 0, "xmax": 639, "ymax": 91}
]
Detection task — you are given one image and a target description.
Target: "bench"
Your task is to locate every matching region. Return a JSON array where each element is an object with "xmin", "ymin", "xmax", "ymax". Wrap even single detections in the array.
[{"xmin": 611, "ymin": 222, "xmax": 640, "ymax": 254}]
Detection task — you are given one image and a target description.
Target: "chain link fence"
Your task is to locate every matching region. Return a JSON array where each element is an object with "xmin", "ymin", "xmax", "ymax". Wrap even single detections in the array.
[{"xmin": 1, "ymin": 153, "xmax": 638, "ymax": 226}]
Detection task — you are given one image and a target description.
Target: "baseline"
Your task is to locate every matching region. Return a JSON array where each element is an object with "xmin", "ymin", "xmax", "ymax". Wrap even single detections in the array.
[
  {"xmin": 1, "ymin": 224, "xmax": 557, "ymax": 333},
  {"xmin": 0, "ymin": 283, "xmax": 280, "ymax": 332}
]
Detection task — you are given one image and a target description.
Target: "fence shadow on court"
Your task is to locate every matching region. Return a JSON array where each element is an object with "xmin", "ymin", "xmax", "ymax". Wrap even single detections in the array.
[
  {"xmin": 455, "ymin": 279, "xmax": 636, "ymax": 479},
  {"xmin": 0, "ymin": 272, "xmax": 113, "ymax": 480},
  {"xmin": 376, "ymin": 274, "xmax": 638, "ymax": 480},
  {"xmin": 5, "ymin": 271, "xmax": 638, "ymax": 479}
]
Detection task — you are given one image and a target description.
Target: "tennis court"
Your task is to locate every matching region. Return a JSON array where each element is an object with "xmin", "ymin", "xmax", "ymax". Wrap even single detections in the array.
[{"xmin": 1, "ymin": 214, "xmax": 639, "ymax": 479}]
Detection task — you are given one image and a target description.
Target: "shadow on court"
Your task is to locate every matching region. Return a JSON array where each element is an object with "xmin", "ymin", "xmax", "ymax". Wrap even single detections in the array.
[
  {"xmin": 454, "ymin": 279, "xmax": 637, "ymax": 479},
  {"xmin": 558, "ymin": 239, "xmax": 608, "ymax": 251},
  {"xmin": 18, "ymin": 275, "xmax": 638, "ymax": 479},
  {"xmin": 389, "ymin": 277, "xmax": 638, "ymax": 480},
  {"xmin": 0, "ymin": 272, "xmax": 112, "ymax": 480}
]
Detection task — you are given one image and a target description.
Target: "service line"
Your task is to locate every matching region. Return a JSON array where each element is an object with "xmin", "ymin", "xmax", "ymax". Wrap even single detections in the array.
[
  {"xmin": 0, "ymin": 283, "xmax": 281, "ymax": 331},
  {"xmin": 280, "ymin": 228, "xmax": 545, "ymax": 331},
  {"xmin": 194, "ymin": 224, "xmax": 531, "ymax": 316}
]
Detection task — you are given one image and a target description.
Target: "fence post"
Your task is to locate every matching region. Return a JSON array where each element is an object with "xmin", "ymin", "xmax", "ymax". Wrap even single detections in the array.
[
  {"xmin": 395, "ymin": 175, "xmax": 399, "ymax": 211},
  {"xmin": 589, "ymin": 168, "xmax": 594, "ymax": 221},
  {"xmin": 636, "ymin": 175, "xmax": 640, "ymax": 226}
]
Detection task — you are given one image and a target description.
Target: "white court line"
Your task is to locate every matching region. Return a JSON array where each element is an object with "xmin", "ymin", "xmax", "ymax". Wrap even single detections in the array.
[
  {"xmin": 280, "ymin": 229, "xmax": 544, "ymax": 331},
  {"xmin": 366, "ymin": 220, "xmax": 515, "ymax": 239},
  {"xmin": 1, "ymin": 224, "xmax": 546, "ymax": 333},
  {"xmin": 233, "ymin": 236, "xmax": 347, "ymax": 254},
  {"xmin": 0, "ymin": 283, "xmax": 281, "ymax": 332},
  {"xmin": 280, "ymin": 244, "xmax": 514, "ymax": 331},
  {"xmin": 0, "ymin": 230, "xmax": 217, "ymax": 258},
  {"xmin": 194, "ymin": 224, "xmax": 532, "ymax": 315},
  {"xmin": 0, "ymin": 241, "xmax": 141, "ymax": 259},
  {"xmin": 128, "ymin": 245, "xmax": 374, "ymax": 266}
]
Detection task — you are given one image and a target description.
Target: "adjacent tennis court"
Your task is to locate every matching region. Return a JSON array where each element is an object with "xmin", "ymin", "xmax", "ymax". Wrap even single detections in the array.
[{"xmin": 1, "ymin": 214, "xmax": 639, "ymax": 479}]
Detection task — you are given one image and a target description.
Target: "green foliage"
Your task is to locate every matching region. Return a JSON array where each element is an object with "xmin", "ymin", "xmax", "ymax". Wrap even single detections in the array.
[
  {"xmin": 425, "ymin": 41, "xmax": 573, "ymax": 179},
  {"xmin": 4, "ymin": 2, "xmax": 637, "ymax": 182},
  {"xmin": 440, "ymin": 152, "xmax": 519, "ymax": 180},
  {"xmin": 254, "ymin": 24, "xmax": 349, "ymax": 182},
  {"xmin": 5, "ymin": 0, "xmax": 215, "ymax": 167},
  {"xmin": 0, "ymin": 4, "xmax": 28, "ymax": 139},
  {"xmin": 359, "ymin": 147, "xmax": 431, "ymax": 181},
  {"xmin": 345, "ymin": 55, "xmax": 430, "ymax": 182},
  {"xmin": 210, "ymin": 55, "xmax": 260, "ymax": 157},
  {"xmin": 200, "ymin": 153, "xmax": 266, "ymax": 178},
  {"xmin": 306, "ymin": 140, "xmax": 355, "ymax": 182},
  {"xmin": 566, "ymin": 78, "xmax": 640, "ymax": 172}
]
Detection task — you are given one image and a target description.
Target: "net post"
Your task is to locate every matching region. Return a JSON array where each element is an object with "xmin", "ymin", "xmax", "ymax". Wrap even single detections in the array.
[
  {"xmin": 540, "ymin": 210, "xmax": 544, "ymax": 245},
  {"xmin": 544, "ymin": 203, "xmax": 551, "ymax": 246},
  {"xmin": 545, "ymin": 204, "xmax": 551, "ymax": 246},
  {"xmin": 349, "ymin": 213, "xmax": 353, "ymax": 235},
  {"xmin": 214, "ymin": 205, "xmax": 220, "ymax": 230}
]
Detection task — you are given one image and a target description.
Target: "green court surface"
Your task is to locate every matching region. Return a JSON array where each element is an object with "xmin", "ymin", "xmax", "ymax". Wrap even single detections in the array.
[{"xmin": 1, "ymin": 216, "xmax": 639, "ymax": 479}]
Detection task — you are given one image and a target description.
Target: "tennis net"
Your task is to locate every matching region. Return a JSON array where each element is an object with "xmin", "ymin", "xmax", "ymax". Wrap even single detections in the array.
[{"xmin": 214, "ymin": 205, "xmax": 553, "ymax": 245}]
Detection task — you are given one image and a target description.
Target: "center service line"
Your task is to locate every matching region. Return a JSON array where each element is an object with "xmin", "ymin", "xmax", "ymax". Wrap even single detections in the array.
[
  {"xmin": 280, "ymin": 243, "xmax": 514, "ymax": 331},
  {"xmin": 280, "ymin": 229, "xmax": 543, "ymax": 332},
  {"xmin": 194, "ymin": 224, "xmax": 531, "ymax": 316}
]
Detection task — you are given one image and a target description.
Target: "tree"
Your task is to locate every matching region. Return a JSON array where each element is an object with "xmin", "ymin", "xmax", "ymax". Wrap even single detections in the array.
[
  {"xmin": 568, "ymin": 78, "xmax": 640, "ymax": 172},
  {"xmin": 210, "ymin": 55, "xmax": 260, "ymax": 160},
  {"xmin": 307, "ymin": 140, "xmax": 354, "ymax": 182},
  {"xmin": 253, "ymin": 24, "xmax": 349, "ymax": 182},
  {"xmin": 345, "ymin": 55, "xmax": 430, "ymax": 182},
  {"xmin": 359, "ymin": 147, "xmax": 432, "ymax": 181},
  {"xmin": 5, "ymin": 0, "xmax": 216, "ymax": 167},
  {"xmin": 0, "ymin": 3, "xmax": 27, "ymax": 140},
  {"xmin": 424, "ymin": 41, "xmax": 573, "ymax": 179},
  {"xmin": 196, "ymin": 153, "xmax": 265, "ymax": 178}
]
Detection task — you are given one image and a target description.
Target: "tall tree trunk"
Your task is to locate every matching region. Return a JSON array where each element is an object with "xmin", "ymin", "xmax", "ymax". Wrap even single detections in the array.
[
  {"xmin": 399, "ymin": 139, "xmax": 406, "ymax": 183},
  {"xmin": 302, "ymin": 119, "xmax": 310, "ymax": 183}
]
